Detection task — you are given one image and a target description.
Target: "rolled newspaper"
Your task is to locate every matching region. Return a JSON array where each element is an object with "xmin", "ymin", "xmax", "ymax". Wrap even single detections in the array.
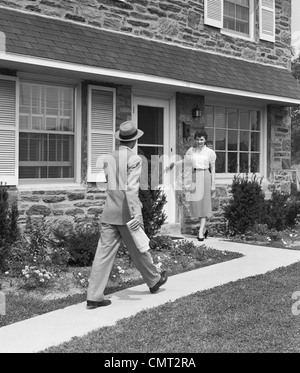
[{"xmin": 126, "ymin": 219, "xmax": 150, "ymax": 253}]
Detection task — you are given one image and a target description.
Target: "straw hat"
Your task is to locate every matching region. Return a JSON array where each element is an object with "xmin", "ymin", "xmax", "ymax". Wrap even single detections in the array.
[{"xmin": 115, "ymin": 121, "xmax": 144, "ymax": 141}]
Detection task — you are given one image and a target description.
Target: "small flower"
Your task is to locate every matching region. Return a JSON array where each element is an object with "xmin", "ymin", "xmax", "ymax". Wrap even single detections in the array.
[{"xmin": 5, "ymin": 271, "xmax": 9, "ymax": 275}]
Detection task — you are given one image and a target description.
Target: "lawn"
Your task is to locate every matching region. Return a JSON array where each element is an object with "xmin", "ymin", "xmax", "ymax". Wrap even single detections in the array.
[{"xmin": 41, "ymin": 260, "xmax": 300, "ymax": 353}]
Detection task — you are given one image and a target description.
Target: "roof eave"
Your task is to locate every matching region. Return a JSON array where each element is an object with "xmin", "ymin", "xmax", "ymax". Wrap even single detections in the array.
[{"xmin": 1, "ymin": 52, "xmax": 300, "ymax": 106}]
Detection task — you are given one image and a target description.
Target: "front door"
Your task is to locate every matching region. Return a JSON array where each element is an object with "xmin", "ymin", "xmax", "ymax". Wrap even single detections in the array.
[{"xmin": 133, "ymin": 97, "xmax": 175, "ymax": 223}]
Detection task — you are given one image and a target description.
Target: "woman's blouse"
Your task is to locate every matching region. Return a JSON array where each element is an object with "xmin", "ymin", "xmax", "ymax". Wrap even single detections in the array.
[{"xmin": 185, "ymin": 145, "xmax": 216, "ymax": 169}]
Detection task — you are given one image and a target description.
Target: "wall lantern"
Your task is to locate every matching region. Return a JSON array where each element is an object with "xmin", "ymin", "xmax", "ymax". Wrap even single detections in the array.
[{"xmin": 192, "ymin": 105, "xmax": 201, "ymax": 118}]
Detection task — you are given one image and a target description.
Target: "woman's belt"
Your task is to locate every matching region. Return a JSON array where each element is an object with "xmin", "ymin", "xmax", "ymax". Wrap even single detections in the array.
[{"xmin": 193, "ymin": 168, "xmax": 208, "ymax": 171}]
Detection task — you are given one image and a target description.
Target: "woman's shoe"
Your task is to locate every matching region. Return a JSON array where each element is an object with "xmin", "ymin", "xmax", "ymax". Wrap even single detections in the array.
[
  {"xmin": 204, "ymin": 230, "xmax": 208, "ymax": 239},
  {"xmin": 197, "ymin": 237, "xmax": 204, "ymax": 241}
]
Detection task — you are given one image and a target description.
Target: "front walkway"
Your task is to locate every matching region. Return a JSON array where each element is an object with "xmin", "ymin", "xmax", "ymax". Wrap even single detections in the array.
[{"xmin": 0, "ymin": 237, "xmax": 300, "ymax": 353}]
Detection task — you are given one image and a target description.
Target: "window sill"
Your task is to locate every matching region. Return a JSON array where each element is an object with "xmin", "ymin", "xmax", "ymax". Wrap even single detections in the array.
[
  {"xmin": 17, "ymin": 183, "xmax": 84, "ymax": 191},
  {"xmin": 221, "ymin": 29, "xmax": 254, "ymax": 42}
]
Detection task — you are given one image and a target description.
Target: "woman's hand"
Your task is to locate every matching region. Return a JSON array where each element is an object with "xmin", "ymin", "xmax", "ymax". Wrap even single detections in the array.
[
  {"xmin": 165, "ymin": 162, "xmax": 175, "ymax": 173},
  {"xmin": 211, "ymin": 182, "xmax": 216, "ymax": 196}
]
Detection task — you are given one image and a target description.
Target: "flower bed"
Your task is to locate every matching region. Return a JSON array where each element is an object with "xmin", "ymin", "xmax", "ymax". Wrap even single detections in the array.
[{"xmin": 0, "ymin": 239, "xmax": 242, "ymax": 327}]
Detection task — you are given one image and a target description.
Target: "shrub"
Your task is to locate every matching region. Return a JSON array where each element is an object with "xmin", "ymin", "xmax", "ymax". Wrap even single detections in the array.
[
  {"xmin": 6, "ymin": 217, "xmax": 71, "ymax": 283},
  {"xmin": 139, "ymin": 186, "xmax": 167, "ymax": 239},
  {"xmin": 262, "ymin": 189, "xmax": 300, "ymax": 231},
  {"xmin": 51, "ymin": 219, "xmax": 100, "ymax": 267},
  {"xmin": 4, "ymin": 217, "xmax": 63, "ymax": 288},
  {"xmin": 223, "ymin": 174, "xmax": 265, "ymax": 235},
  {"xmin": 173, "ymin": 239, "xmax": 195, "ymax": 256},
  {"xmin": 23, "ymin": 217, "xmax": 50, "ymax": 266},
  {"xmin": 241, "ymin": 224, "xmax": 281, "ymax": 243},
  {"xmin": 0, "ymin": 183, "xmax": 20, "ymax": 271},
  {"xmin": 149, "ymin": 235, "xmax": 174, "ymax": 252}
]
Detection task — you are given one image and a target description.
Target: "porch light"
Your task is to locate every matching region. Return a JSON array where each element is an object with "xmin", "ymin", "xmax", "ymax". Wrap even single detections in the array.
[{"xmin": 192, "ymin": 105, "xmax": 201, "ymax": 118}]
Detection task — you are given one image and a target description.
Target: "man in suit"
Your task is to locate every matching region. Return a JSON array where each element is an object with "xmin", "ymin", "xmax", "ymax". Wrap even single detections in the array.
[{"xmin": 86, "ymin": 120, "xmax": 168, "ymax": 309}]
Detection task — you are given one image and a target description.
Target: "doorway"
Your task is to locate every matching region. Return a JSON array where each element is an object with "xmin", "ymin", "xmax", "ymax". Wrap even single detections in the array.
[{"xmin": 133, "ymin": 96, "xmax": 175, "ymax": 223}]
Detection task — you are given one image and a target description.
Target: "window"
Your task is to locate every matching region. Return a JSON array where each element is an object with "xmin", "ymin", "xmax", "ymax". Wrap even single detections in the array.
[
  {"xmin": 205, "ymin": 105, "xmax": 261, "ymax": 174},
  {"xmin": 204, "ymin": 0, "xmax": 275, "ymax": 42},
  {"xmin": 223, "ymin": 0, "xmax": 250, "ymax": 36},
  {"xmin": 19, "ymin": 82, "xmax": 75, "ymax": 180}
]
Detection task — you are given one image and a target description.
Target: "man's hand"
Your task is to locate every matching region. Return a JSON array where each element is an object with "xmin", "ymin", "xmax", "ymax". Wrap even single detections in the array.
[{"xmin": 127, "ymin": 215, "xmax": 143, "ymax": 230}]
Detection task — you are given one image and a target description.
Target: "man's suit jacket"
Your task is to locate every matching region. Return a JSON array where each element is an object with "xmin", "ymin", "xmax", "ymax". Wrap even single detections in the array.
[{"xmin": 101, "ymin": 146, "xmax": 143, "ymax": 225}]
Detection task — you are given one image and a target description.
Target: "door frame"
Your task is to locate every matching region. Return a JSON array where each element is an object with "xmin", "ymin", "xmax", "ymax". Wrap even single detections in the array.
[{"xmin": 133, "ymin": 95, "xmax": 176, "ymax": 223}]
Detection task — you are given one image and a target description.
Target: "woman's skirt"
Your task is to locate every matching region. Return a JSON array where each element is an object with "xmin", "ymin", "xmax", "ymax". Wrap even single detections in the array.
[{"xmin": 187, "ymin": 169, "xmax": 212, "ymax": 218}]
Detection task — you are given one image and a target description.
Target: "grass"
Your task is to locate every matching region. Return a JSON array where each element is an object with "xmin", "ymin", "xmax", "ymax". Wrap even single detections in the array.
[
  {"xmin": 41, "ymin": 260, "xmax": 300, "ymax": 353},
  {"xmin": 0, "ymin": 240, "xmax": 242, "ymax": 328}
]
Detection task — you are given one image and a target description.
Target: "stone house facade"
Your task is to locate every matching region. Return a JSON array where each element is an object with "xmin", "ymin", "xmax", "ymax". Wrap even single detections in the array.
[{"xmin": 0, "ymin": 0, "xmax": 300, "ymax": 235}]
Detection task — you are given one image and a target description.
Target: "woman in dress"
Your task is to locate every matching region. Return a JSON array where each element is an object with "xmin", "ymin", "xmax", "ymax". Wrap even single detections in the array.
[{"xmin": 166, "ymin": 129, "xmax": 216, "ymax": 241}]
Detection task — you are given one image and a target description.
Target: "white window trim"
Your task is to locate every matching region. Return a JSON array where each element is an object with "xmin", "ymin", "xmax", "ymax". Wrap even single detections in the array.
[
  {"xmin": 205, "ymin": 96, "xmax": 267, "ymax": 184},
  {"xmin": 17, "ymin": 75, "xmax": 80, "ymax": 185}
]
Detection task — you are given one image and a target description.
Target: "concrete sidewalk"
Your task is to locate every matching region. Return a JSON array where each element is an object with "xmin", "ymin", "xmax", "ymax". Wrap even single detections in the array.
[{"xmin": 1, "ymin": 237, "xmax": 300, "ymax": 353}]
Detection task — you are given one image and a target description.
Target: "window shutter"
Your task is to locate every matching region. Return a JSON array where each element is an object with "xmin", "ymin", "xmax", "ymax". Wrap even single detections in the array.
[
  {"xmin": 259, "ymin": 0, "xmax": 275, "ymax": 42},
  {"xmin": 0, "ymin": 77, "xmax": 18, "ymax": 185},
  {"xmin": 204, "ymin": 0, "xmax": 223, "ymax": 29},
  {"xmin": 87, "ymin": 86, "xmax": 115, "ymax": 183}
]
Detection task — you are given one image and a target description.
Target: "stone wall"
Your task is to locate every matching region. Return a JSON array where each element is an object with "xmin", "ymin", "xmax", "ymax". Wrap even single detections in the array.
[
  {"xmin": 268, "ymin": 105, "xmax": 294, "ymax": 193},
  {"xmin": 5, "ymin": 185, "xmax": 106, "ymax": 230},
  {"xmin": 0, "ymin": 0, "xmax": 292, "ymax": 69}
]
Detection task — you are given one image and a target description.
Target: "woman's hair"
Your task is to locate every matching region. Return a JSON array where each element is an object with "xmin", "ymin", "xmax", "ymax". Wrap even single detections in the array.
[{"xmin": 194, "ymin": 129, "xmax": 208, "ymax": 140}]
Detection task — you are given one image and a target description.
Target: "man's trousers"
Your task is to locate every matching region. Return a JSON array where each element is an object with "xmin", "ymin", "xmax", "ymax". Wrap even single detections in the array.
[{"xmin": 87, "ymin": 223, "xmax": 161, "ymax": 302}]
